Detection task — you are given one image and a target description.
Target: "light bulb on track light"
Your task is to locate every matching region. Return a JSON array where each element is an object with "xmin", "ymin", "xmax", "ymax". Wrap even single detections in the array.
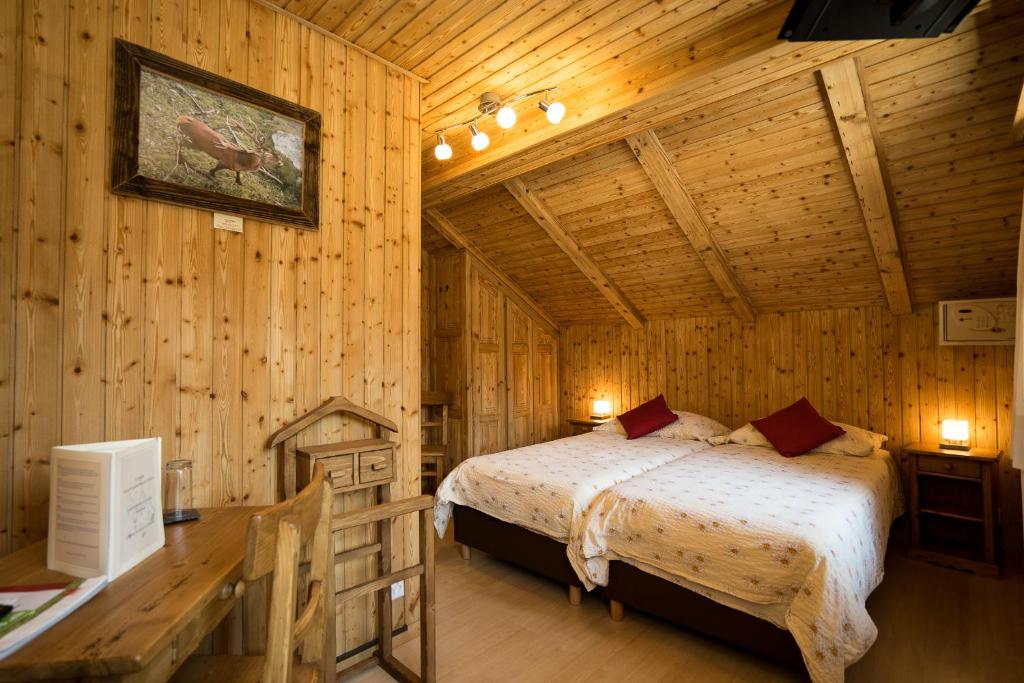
[
  {"xmin": 470, "ymin": 123, "xmax": 489, "ymax": 151},
  {"xmin": 539, "ymin": 99, "xmax": 566, "ymax": 124},
  {"xmin": 434, "ymin": 133, "xmax": 452, "ymax": 161},
  {"xmin": 496, "ymin": 105, "xmax": 516, "ymax": 129}
]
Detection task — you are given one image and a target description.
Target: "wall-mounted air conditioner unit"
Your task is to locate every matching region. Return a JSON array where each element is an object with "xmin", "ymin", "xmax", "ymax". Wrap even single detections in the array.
[{"xmin": 938, "ymin": 298, "xmax": 1016, "ymax": 346}]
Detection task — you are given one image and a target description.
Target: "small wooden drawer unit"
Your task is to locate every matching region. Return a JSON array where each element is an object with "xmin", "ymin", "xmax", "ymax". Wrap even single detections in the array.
[
  {"xmin": 907, "ymin": 442, "xmax": 1001, "ymax": 577},
  {"xmin": 297, "ymin": 438, "xmax": 397, "ymax": 494}
]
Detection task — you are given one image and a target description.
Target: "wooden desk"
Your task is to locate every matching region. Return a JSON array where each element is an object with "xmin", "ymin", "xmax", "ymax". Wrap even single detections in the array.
[{"xmin": 0, "ymin": 506, "xmax": 264, "ymax": 681}]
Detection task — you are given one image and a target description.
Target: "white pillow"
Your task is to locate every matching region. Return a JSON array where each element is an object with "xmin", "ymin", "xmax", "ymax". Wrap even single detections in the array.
[
  {"xmin": 833, "ymin": 422, "xmax": 888, "ymax": 450},
  {"xmin": 719, "ymin": 423, "xmax": 771, "ymax": 448},
  {"xmin": 592, "ymin": 410, "xmax": 729, "ymax": 442},
  {"xmin": 659, "ymin": 411, "xmax": 730, "ymax": 441},
  {"xmin": 592, "ymin": 419, "xmax": 625, "ymax": 435},
  {"xmin": 717, "ymin": 421, "xmax": 885, "ymax": 457}
]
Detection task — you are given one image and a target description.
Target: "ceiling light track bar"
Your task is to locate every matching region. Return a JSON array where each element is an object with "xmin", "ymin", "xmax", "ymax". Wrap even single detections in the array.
[{"xmin": 432, "ymin": 88, "xmax": 566, "ymax": 160}]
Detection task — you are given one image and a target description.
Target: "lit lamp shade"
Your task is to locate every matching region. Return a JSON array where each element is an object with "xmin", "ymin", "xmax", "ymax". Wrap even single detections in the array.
[
  {"xmin": 940, "ymin": 419, "xmax": 970, "ymax": 451},
  {"xmin": 592, "ymin": 399, "xmax": 612, "ymax": 419}
]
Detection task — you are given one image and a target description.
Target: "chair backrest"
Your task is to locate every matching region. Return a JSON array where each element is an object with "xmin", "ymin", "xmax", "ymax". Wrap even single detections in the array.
[
  {"xmin": 421, "ymin": 391, "xmax": 452, "ymax": 407},
  {"xmin": 421, "ymin": 391, "xmax": 452, "ymax": 449},
  {"xmin": 244, "ymin": 464, "xmax": 333, "ymax": 682}
]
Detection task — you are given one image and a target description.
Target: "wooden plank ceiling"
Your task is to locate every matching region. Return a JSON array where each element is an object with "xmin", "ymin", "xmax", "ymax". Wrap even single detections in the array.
[{"xmin": 280, "ymin": 0, "xmax": 1024, "ymax": 326}]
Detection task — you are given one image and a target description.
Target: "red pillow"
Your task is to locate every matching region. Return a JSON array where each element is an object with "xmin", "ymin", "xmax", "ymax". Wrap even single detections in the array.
[
  {"xmin": 617, "ymin": 395, "xmax": 678, "ymax": 439},
  {"xmin": 751, "ymin": 398, "xmax": 845, "ymax": 457}
]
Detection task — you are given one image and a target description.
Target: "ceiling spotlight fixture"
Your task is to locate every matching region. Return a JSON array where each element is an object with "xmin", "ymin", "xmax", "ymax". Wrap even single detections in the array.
[
  {"xmin": 434, "ymin": 132, "xmax": 452, "ymax": 161},
  {"xmin": 469, "ymin": 122, "xmax": 490, "ymax": 151},
  {"xmin": 539, "ymin": 98, "xmax": 566, "ymax": 125},
  {"xmin": 478, "ymin": 92, "xmax": 502, "ymax": 116},
  {"xmin": 431, "ymin": 88, "xmax": 566, "ymax": 161},
  {"xmin": 496, "ymin": 105, "xmax": 517, "ymax": 129}
]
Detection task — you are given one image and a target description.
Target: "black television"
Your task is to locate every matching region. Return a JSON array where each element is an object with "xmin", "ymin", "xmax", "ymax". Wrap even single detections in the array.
[{"xmin": 779, "ymin": 0, "xmax": 981, "ymax": 40}]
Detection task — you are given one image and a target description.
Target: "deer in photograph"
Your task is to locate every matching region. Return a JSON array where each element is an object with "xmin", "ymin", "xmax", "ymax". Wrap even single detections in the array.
[{"xmin": 172, "ymin": 114, "xmax": 282, "ymax": 186}]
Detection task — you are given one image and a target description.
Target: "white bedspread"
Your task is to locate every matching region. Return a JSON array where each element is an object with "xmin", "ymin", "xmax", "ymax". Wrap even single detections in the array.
[
  {"xmin": 578, "ymin": 444, "xmax": 902, "ymax": 683},
  {"xmin": 434, "ymin": 432, "xmax": 709, "ymax": 545}
]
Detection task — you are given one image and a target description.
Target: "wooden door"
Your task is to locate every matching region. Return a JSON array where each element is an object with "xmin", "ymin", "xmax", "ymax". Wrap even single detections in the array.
[
  {"xmin": 470, "ymin": 268, "xmax": 506, "ymax": 456},
  {"xmin": 533, "ymin": 327, "xmax": 558, "ymax": 442},
  {"xmin": 506, "ymin": 301, "xmax": 533, "ymax": 449}
]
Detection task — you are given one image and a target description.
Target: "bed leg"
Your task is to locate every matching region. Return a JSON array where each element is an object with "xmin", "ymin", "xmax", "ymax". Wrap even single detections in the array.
[
  {"xmin": 568, "ymin": 585, "xmax": 582, "ymax": 606},
  {"xmin": 609, "ymin": 599, "xmax": 624, "ymax": 622},
  {"xmin": 459, "ymin": 543, "xmax": 471, "ymax": 561}
]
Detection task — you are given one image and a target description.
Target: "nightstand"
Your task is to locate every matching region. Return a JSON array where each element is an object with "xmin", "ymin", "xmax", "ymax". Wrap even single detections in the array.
[
  {"xmin": 906, "ymin": 442, "xmax": 1001, "ymax": 577},
  {"xmin": 568, "ymin": 417, "xmax": 612, "ymax": 436}
]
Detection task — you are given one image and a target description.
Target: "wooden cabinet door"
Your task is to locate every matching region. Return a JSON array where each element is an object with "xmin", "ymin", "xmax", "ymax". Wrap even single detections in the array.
[
  {"xmin": 470, "ymin": 269, "xmax": 506, "ymax": 456},
  {"xmin": 533, "ymin": 327, "xmax": 558, "ymax": 442},
  {"xmin": 430, "ymin": 250, "xmax": 467, "ymax": 465},
  {"xmin": 506, "ymin": 301, "xmax": 533, "ymax": 449}
]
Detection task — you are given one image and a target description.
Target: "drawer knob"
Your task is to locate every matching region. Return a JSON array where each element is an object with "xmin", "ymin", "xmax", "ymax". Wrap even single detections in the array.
[
  {"xmin": 371, "ymin": 462, "xmax": 388, "ymax": 471},
  {"xmin": 943, "ymin": 462, "xmax": 953, "ymax": 471},
  {"xmin": 219, "ymin": 579, "xmax": 246, "ymax": 600}
]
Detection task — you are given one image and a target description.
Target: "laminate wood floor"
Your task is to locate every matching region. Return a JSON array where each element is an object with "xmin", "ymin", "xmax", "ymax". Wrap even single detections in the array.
[{"xmin": 344, "ymin": 538, "xmax": 1024, "ymax": 682}]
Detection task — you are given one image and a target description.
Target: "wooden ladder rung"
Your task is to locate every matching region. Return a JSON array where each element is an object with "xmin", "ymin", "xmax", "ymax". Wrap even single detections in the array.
[
  {"xmin": 335, "ymin": 542, "xmax": 382, "ymax": 564},
  {"xmin": 335, "ymin": 564, "xmax": 424, "ymax": 608},
  {"xmin": 332, "ymin": 495, "xmax": 434, "ymax": 532}
]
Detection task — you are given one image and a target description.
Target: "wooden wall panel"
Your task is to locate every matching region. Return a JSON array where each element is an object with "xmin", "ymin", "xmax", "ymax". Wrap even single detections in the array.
[
  {"xmin": 559, "ymin": 304, "xmax": 1023, "ymax": 564},
  {"xmin": 0, "ymin": 0, "xmax": 18, "ymax": 555},
  {"xmin": 14, "ymin": 0, "xmax": 67, "ymax": 549},
  {"xmin": 1, "ymin": 0, "xmax": 422, "ymax": 656}
]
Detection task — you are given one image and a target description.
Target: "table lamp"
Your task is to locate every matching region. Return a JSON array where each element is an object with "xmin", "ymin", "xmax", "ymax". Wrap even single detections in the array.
[
  {"xmin": 940, "ymin": 419, "xmax": 969, "ymax": 451},
  {"xmin": 591, "ymin": 399, "xmax": 612, "ymax": 419}
]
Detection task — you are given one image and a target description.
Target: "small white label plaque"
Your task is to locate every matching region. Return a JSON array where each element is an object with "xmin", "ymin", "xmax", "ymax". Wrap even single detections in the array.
[{"xmin": 213, "ymin": 212, "xmax": 243, "ymax": 233}]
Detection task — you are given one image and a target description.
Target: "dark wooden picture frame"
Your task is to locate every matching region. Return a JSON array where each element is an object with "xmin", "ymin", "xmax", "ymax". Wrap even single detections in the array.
[{"xmin": 111, "ymin": 39, "xmax": 320, "ymax": 228}]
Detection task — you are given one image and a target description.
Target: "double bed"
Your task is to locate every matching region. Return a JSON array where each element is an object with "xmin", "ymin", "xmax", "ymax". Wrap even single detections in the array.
[{"xmin": 434, "ymin": 415, "xmax": 903, "ymax": 683}]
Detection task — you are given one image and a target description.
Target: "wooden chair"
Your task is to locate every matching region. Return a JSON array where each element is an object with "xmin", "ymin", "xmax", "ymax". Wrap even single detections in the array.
[
  {"xmin": 420, "ymin": 391, "xmax": 452, "ymax": 493},
  {"xmin": 172, "ymin": 464, "xmax": 335, "ymax": 683}
]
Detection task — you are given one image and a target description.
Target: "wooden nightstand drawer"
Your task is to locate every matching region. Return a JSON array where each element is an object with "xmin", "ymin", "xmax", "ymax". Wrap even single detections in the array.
[
  {"xmin": 918, "ymin": 455, "xmax": 980, "ymax": 479},
  {"xmin": 359, "ymin": 449, "xmax": 394, "ymax": 484}
]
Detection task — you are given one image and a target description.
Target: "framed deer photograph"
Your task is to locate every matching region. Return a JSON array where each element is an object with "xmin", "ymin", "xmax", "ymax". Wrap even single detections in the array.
[{"xmin": 111, "ymin": 39, "xmax": 320, "ymax": 228}]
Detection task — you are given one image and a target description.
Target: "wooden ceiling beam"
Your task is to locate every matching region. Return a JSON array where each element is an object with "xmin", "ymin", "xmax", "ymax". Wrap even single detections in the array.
[
  {"xmin": 422, "ymin": 2, "xmax": 871, "ymax": 207},
  {"xmin": 819, "ymin": 57, "xmax": 912, "ymax": 316},
  {"xmin": 422, "ymin": 208, "xmax": 561, "ymax": 332},
  {"xmin": 625, "ymin": 131, "xmax": 755, "ymax": 322},
  {"xmin": 503, "ymin": 178, "xmax": 646, "ymax": 329},
  {"xmin": 1012, "ymin": 80, "xmax": 1024, "ymax": 143}
]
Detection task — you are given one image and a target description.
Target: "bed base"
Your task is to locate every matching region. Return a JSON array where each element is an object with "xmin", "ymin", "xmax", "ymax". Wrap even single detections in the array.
[
  {"xmin": 452, "ymin": 505, "xmax": 583, "ymax": 603},
  {"xmin": 452, "ymin": 505, "xmax": 804, "ymax": 669},
  {"xmin": 602, "ymin": 560, "xmax": 804, "ymax": 668}
]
